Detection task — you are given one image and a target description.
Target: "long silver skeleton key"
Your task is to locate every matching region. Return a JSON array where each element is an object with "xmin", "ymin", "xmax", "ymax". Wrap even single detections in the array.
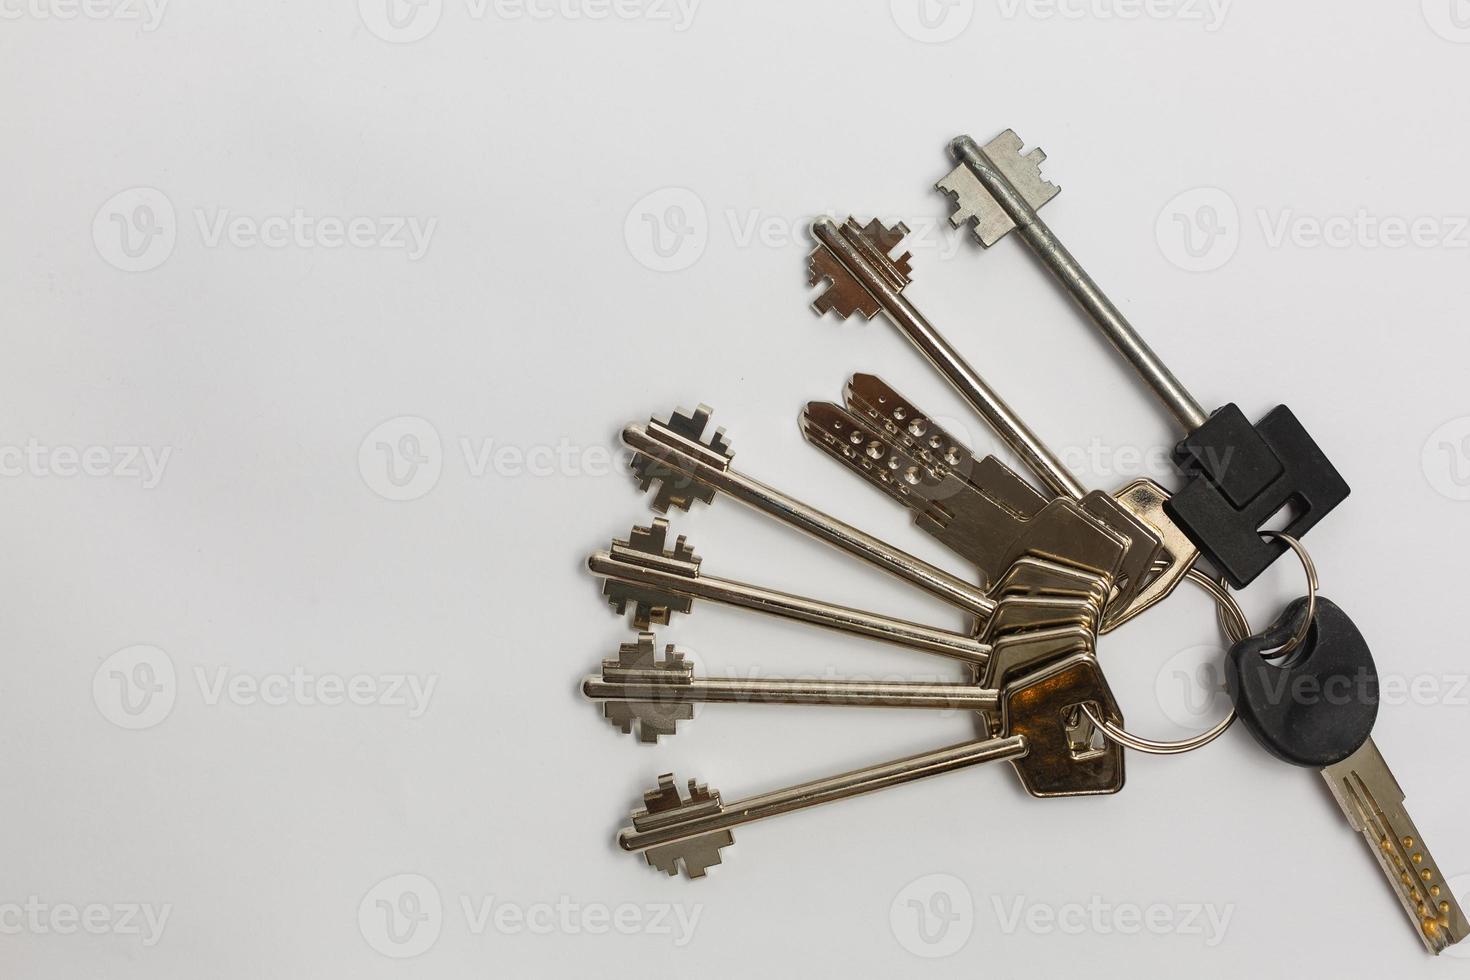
[
  {"xmin": 936, "ymin": 130, "xmax": 1348, "ymax": 590},
  {"xmin": 807, "ymin": 217, "xmax": 1197, "ymax": 629},
  {"xmin": 617, "ymin": 653, "xmax": 1124, "ymax": 877},
  {"xmin": 585, "ymin": 626, "xmax": 1097, "ymax": 741}
]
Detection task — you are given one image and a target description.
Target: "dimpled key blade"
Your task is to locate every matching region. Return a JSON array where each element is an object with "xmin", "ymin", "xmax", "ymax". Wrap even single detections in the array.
[
  {"xmin": 1323, "ymin": 741, "xmax": 1468, "ymax": 954},
  {"xmin": 1227, "ymin": 597, "xmax": 1467, "ymax": 955}
]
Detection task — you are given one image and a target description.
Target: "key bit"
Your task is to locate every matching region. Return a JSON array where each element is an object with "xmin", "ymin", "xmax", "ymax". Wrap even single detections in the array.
[
  {"xmin": 632, "ymin": 775, "xmax": 734, "ymax": 878},
  {"xmin": 940, "ymin": 130, "xmax": 1349, "ymax": 587},
  {"xmin": 936, "ymin": 129, "xmax": 1060, "ymax": 247},
  {"xmin": 809, "ymin": 218, "xmax": 913, "ymax": 319},
  {"xmin": 630, "ymin": 404, "xmax": 733, "ymax": 513},
  {"xmin": 596, "ymin": 632, "xmax": 694, "ymax": 742},
  {"xmin": 599, "ymin": 519, "xmax": 700, "ymax": 629}
]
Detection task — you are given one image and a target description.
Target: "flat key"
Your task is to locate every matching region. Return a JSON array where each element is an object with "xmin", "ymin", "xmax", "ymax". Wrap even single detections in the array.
[
  {"xmin": 617, "ymin": 652, "xmax": 1124, "ymax": 877},
  {"xmin": 1226, "ymin": 597, "xmax": 1467, "ymax": 954},
  {"xmin": 940, "ymin": 131, "xmax": 1349, "ymax": 587},
  {"xmin": 807, "ymin": 217, "xmax": 1192, "ymax": 628}
]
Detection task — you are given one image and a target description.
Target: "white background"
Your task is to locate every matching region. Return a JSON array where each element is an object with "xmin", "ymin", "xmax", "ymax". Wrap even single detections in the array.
[{"xmin": 4, "ymin": 0, "xmax": 1470, "ymax": 976}]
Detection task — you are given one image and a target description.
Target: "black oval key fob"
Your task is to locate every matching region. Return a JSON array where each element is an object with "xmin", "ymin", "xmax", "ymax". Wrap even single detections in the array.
[{"xmin": 1224, "ymin": 596, "xmax": 1378, "ymax": 768}]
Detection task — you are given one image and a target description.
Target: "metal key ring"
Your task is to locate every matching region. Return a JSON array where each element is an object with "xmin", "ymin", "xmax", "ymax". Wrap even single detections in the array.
[
  {"xmin": 1254, "ymin": 531, "xmax": 1318, "ymax": 660},
  {"xmin": 1081, "ymin": 532, "xmax": 1321, "ymax": 756},
  {"xmin": 1079, "ymin": 564, "xmax": 1250, "ymax": 755}
]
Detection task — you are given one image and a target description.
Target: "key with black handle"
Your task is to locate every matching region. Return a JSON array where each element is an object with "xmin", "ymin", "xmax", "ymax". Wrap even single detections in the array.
[
  {"xmin": 939, "ymin": 130, "xmax": 1350, "ymax": 588},
  {"xmin": 1226, "ymin": 597, "xmax": 1467, "ymax": 954}
]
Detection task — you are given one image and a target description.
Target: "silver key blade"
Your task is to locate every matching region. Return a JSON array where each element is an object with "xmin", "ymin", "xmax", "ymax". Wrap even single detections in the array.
[
  {"xmin": 936, "ymin": 129, "xmax": 1059, "ymax": 247},
  {"xmin": 1322, "ymin": 738, "xmax": 1468, "ymax": 954}
]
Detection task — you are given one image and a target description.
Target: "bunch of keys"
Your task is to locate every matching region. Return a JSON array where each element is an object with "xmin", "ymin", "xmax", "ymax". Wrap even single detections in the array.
[{"xmin": 578, "ymin": 127, "xmax": 1463, "ymax": 956}]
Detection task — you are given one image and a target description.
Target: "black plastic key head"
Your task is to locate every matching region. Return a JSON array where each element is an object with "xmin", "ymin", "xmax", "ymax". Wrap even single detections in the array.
[
  {"xmin": 1225, "ymin": 596, "xmax": 1378, "ymax": 768},
  {"xmin": 1165, "ymin": 404, "xmax": 1350, "ymax": 588}
]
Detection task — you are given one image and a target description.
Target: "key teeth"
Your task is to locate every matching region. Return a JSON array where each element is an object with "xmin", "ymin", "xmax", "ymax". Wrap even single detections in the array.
[
  {"xmin": 807, "ymin": 217, "xmax": 914, "ymax": 320},
  {"xmin": 939, "ymin": 131, "xmax": 1061, "ymax": 247},
  {"xmin": 629, "ymin": 404, "xmax": 735, "ymax": 512},
  {"xmin": 600, "ymin": 634, "xmax": 694, "ymax": 741},
  {"xmin": 634, "ymin": 775, "xmax": 733, "ymax": 878}
]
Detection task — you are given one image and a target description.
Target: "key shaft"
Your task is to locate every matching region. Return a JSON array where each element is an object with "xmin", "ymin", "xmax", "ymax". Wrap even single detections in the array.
[
  {"xmin": 948, "ymin": 135, "xmax": 1208, "ymax": 432},
  {"xmin": 623, "ymin": 422, "xmax": 996, "ymax": 618},
  {"xmin": 583, "ymin": 674, "xmax": 1001, "ymax": 711},
  {"xmin": 620, "ymin": 735, "xmax": 1028, "ymax": 854},
  {"xmin": 810, "ymin": 216, "xmax": 1085, "ymax": 501},
  {"xmin": 589, "ymin": 549, "xmax": 991, "ymax": 666}
]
